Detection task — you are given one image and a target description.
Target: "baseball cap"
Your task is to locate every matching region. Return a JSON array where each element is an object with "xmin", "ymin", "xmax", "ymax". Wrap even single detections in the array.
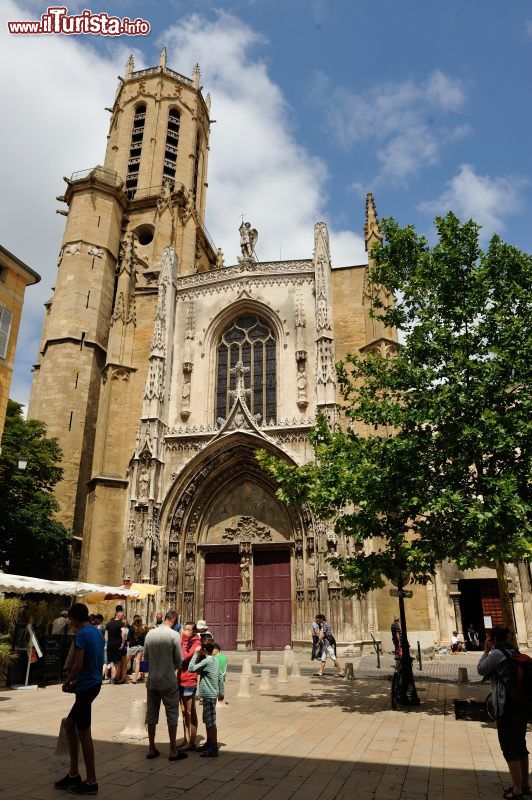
[{"xmin": 196, "ymin": 619, "xmax": 208, "ymax": 630}]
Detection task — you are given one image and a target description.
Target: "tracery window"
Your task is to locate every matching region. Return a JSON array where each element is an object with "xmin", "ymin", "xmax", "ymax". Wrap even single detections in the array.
[{"xmin": 216, "ymin": 314, "xmax": 276, "ymax": 424}]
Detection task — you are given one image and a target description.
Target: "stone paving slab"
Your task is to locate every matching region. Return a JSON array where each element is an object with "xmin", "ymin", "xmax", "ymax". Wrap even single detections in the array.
[{"xmin": 0, "ymin": 665, "xmax": 519, "ymax": 800}]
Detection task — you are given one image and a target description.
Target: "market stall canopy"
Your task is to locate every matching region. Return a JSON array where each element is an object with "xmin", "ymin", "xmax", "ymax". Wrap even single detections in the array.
[
  {"xmin": 83, "ymin": 582, "xmax": 162, "ymax": 603},
  {"xmin": 0, "ymin": 573, "xmax": 140, "ymax": 598}
]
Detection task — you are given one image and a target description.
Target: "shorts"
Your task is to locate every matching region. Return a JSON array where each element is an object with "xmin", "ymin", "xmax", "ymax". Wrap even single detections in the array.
[
  {"xmin": 68, "ymin": 684, "xmax": 101, "ymax": 731},
  {"xmin": 497, "ymin": 701, "xmax": 530, "ymax": 762},
  {"xmin": 128, "ymin": 645, "xmax": 143, "ymax": 657},
  {"xmin": 321, "ymin": 643, "xmax": 336, "ymax": 662},
  {"xmin": 202, "ymin": 698, "xmax": 217, "ymax": 727},
  {"xmin": 107, "ymin": 645, "xmax": 126, "ymax": 664},
  {"xmin": 146, "ymin": 686, "xmax": 180, "ymax": 727},
  {"xmin": 180, "ymin": 686, "xmax": 197, "ymax": 698}
]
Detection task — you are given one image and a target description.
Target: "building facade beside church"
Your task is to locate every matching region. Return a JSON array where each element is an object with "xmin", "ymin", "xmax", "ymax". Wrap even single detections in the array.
[{"xmin": 28, "ymin": 53, "xmax": 532, "ymax": 651}]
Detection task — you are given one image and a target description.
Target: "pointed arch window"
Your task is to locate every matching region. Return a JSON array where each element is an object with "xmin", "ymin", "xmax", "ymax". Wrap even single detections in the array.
[
  {"xmin": 126, "ymin": 104, "xmax": 146, "ymax": 198},
  {"xmin": 216, "ymin": 314, "xmax": 276, "ymax": 424},
  {"xmin": 162, "ymin": 108, "xmax": 180, "ymax": 188}
]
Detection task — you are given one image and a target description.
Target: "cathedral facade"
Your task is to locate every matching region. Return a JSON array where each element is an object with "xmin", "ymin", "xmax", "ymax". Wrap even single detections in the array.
[{"xmin": 28, "ymin": 53, "xmax": 532, "ymax": 651}]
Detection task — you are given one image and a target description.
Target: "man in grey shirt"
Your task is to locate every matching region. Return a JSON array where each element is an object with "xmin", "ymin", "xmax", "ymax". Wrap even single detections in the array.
[
  {"xmin": 143, "ymin": 610, "xmax": 185, "ymax": 761},
  {"xmin": 478, "ymin": 626, "xmax": 530, "ymax": 799}
]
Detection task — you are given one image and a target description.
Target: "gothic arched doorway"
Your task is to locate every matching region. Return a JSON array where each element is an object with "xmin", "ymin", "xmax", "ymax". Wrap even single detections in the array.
[{"xmin": 160, "ymin": 439, "xmax": 318, "ymax": 650}]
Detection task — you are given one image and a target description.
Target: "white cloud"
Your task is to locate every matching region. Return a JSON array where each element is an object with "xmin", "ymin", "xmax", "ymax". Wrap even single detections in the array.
[
  {"xmin": 315, "ymin": 69, "xmax": 467, "ymax": 182},
  {"xmin": 0, "ymin": 1, "xmax": 143, "ymax": 406},
  {"xmin": 1, "ymin": 5, "xmax": 367, "ymax": 405},
  {"xmin": 164, "ymin": 12, "xmax": 366, "ymax": 267},
  {"xmin": 418, "ymin": 164, "xmax": 525, "ymax": 237}
]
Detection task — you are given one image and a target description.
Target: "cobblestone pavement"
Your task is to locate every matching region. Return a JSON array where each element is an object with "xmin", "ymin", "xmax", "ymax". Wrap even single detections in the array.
[{"xmin": 0, "ymin": 656, "xmax": 518, "ymax": 800}]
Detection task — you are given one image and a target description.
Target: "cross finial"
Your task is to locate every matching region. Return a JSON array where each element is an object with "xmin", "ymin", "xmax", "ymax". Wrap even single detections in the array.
[{"xmin": 229, "ymin": 360, "xmax": 251, "ymax": 402}]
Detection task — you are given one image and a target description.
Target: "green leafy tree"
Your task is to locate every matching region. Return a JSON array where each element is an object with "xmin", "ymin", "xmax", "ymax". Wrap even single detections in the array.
[
  {"xmin": 259, "ymin": 212, "xmax": 531, "ymax": 657},
  {"xmin": 0, "ymin": 400, "xmax": 71, "ymax": 578}
]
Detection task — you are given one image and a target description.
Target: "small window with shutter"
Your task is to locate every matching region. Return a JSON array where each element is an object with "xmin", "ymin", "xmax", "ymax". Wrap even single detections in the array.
[{"xmin": 0, "ymin": 305, "xmax": 13, "ymax": 359}]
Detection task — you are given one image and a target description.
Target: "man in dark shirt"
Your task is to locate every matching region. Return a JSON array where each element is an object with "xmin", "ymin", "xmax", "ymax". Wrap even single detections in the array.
[{"xmin": 54, "ymin": 602, "xmax": 104, "ymax": 796}]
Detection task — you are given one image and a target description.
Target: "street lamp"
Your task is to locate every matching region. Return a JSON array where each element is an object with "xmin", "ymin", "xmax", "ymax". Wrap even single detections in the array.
[{"xmin": 17, "ymin": 456, "xmax": 28, "ymax": 470}]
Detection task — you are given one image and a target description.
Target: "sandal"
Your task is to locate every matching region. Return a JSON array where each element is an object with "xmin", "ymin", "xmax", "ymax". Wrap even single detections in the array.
[
  {"xmin": 313, "ymin": 672, "xmax": 324, "ymax": 677},
  {"xmin": 336, "ymin": 672, "xmax": 345, "ymax": 677},
  {"xmin": 146, "ymin": 749, "xmax": 160, "ymax": 760},
  {"xmin": 503, "ymin": 789, "xmax": 523, "ymax": 799}
]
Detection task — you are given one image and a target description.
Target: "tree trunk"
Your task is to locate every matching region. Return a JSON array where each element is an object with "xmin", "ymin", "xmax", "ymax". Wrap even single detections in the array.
[
  {"xmin": 398, "ymin": 585, "xmax": 420, "ymax": 706},
  {"xmin": 495, "ymin": 560, "xmax": 517, "ymax": 648}
]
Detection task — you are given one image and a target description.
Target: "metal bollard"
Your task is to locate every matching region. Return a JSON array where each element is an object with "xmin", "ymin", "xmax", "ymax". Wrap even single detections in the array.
[
  {"xmin": 417, "ymin": 641, "xmax": 423, "ymax": 671},
  {"xmin": 344, "ymin": 662, "xmax": 354, "ymax": 680},
  {"xmin": 256, "ymin": 648, "xmax": 261, "ymax": 664}
]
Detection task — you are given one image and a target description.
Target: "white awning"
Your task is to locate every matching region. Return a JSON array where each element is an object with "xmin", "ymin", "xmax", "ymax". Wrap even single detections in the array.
[{"xmin": 0, "ymin": 573, "xmax": 140, "ymax": 598}]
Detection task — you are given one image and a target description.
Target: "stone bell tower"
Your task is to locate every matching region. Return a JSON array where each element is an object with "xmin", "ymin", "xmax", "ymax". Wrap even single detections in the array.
[{"xmin": 28, "ymin": 51, "xmax": 216, "ymax": 575}]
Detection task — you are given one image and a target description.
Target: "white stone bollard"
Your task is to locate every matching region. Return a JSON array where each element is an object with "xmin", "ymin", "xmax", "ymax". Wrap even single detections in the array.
[
  {"xmin": 457, "ymin": 667, "xmax": 469, "ymax": 684},
  {"xmin": 283, "ymin": 645, "xmax": 294, "ymax": 670},
  {"xmin": 114, "ymin": 699, "xmax": 148, "ymax": 740},
  {"xmin": 237, "ymin": 674, "xmax": 251, "ymax": 698},
  {"xmin": 291, "ymin": 660, "xmax": 301, "ymax": 678},
  {"xmin": 242, "ymin": 658, "xmax": 252, "ymax": 677},
  {"xmin": 277, "ymin": 664, "xmax": 288, "ymax": 683},
  {"xmin": 259, "ymin": 669, "xmax": 271, "ymax": 691}
]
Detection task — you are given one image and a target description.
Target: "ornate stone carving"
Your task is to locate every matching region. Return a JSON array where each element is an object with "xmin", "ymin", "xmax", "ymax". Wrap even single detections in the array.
[
  {"xmin": 307, "ymin": 551, "xmax": 317, "ymax": 588},
  {"xmin": 295, "ymin": 553, "xmax": 304, "ymax": 589},
  {"xmin": 133, "ymin": 552, "xmax": 142, "ymax": 582},
  {"xmin": 112, "ymin": 232, "xmax": 136, "ymax": 325},
  {"xmin": 64, "ymin": 241, "xmax": 82, "ymax": 256},
  {"xmin": 313, "ymin": 222, "xmax": 336, "ymax": 413},
  {"xmin": 223, "ymin": 515, "xmax": 272, "ymax": 542},
  {"xmin": 181, "ymin": 301, "xmax": 194, "ymax": 421},
  {"xmin": 184, "ymin": 555, "xmax": 195, "ymax": 590},
  {"xmin": 167, "ymin": 555, "xmax": 178, "ymax": 588},
  {"xmin": 238, "ymin": 220, "xmax": 258, "ymax": 262},
  {"xmin": 294, "ymin": 292, "xmax": 308, "ymax": 411},
  {"xmin": 150, "ymin": 551, "xmax": 158, "ymax": 584},
  {"xmin": 87, "ymin": 244, "xmax": 104, "ymax": 258},
  {"xmin": 137, "ymin": 467, "xmax": 150, "ymax": 503},
  {"xmin": 240, "ymin": 557, "xmax": 251, "ymax": 591},
  {"xmin": 215, "ymin": 248, "xmax": 224, "ymax": 269}
]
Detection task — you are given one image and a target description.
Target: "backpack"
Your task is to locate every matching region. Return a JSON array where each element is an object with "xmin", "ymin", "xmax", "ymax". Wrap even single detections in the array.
[{"xmin": 497, "ymin": 646, "xmax": 532, "ymax": 704}]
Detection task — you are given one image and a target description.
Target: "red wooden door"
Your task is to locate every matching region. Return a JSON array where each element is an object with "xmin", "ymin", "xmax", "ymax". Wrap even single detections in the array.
[
  {"xmin": 480, "ymin": 580, "xmax": 504, "ymax": 627},
  {"xmin": 253, "ymin": 550, "xmax": 291, "ymax": 650},
  {"xmin": 204, "ymin": 553, "xmax": 240, "ymax": 650}
]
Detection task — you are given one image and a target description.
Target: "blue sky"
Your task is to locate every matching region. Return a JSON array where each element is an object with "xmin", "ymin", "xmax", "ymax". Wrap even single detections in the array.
[{"xmin": 1, "ymin": 0, "xmax": 531, "ymax": 405}]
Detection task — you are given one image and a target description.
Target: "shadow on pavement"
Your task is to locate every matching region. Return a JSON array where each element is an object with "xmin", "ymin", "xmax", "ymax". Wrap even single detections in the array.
[{"xmin": 0, "ymin": 725, "xmax": 505, "ymax": 800}]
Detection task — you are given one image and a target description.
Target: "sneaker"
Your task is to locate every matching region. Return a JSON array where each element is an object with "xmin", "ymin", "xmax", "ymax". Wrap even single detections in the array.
[
  {"xmin": 54, "ymin": 774, "xmax": 82, "ymax": 790},
  {"xmin": 200, "ymin": 747, "xmax": 219, "ymax": 758},
  {"xmin": 197, "ymin": 742, "xmax": 210, "ymax": 752},
  {"xmin": 68, "ymin": 782, "xmax": 98, "ymax": 795}
]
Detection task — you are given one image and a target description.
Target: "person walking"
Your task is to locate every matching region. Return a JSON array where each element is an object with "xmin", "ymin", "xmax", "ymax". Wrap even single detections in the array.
[
  {"xmin": 143, "ymin": 610, "xmax": 185, "ymax": 761},
  {"xmin": 54, "ymin": 603, "xmax": 104, "ymax": 796},
  {"xmin": 188, "ymin": 641, "xmax": 225, "ymax": 757},
  {"xmin": 477, "ymin": 626, "xmax": 531, "ymax": 799},
  {"xmin": 178, "ymin": 622, "xmax": 201, "ymax": 750},
  {"xmin": 466, "ymin": 622, "xmax": 480, "ymax": 650},
  {"xmin": 313, "ymin": 614, "xmax": 345, "ymax": 677}
]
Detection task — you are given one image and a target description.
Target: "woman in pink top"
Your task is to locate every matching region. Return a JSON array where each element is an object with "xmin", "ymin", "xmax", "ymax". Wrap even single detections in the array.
[{"xmin": 178, "ymin": 622, "xmax": 201, "ymax": 750}]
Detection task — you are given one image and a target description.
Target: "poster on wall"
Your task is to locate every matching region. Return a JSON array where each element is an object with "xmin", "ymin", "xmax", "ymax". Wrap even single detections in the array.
[{"xmin": 483, "ymin": 615, "xmax": 493, "ymax": 629}]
